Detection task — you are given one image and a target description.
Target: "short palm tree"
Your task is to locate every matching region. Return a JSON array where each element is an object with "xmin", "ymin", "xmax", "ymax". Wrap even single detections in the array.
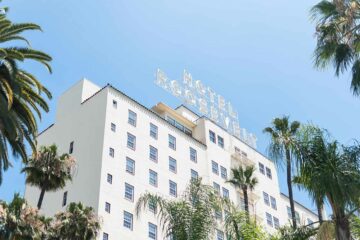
[
  {"xmin": 226, "ymin": 165, "xmax": 258, "ymax": 219},
  {"xmin": 311, "ymin": 0, "xmax": 360, "ymax": 96},
  {"xmin": 22, "ymin": 145, "xmax": 75, "ymax": 210},
  {"xmin": 263, "ymin": 116, "xmax": 301, "ymax": 229},
  {"xmin": 136, "ymin": 178, "xmax": 222, "ymax": 240},
  {"xmin": 0, "ymin": 4, "xmax": 52, "ymax": 184},
  {"xmin": 49, "ymin": 202, "xmax": 100, "ymax": 240}
]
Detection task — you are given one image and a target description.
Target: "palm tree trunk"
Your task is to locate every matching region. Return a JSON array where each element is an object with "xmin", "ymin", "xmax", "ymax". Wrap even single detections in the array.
[
  {"xmin": 286, "ymin": 148, "xmax": 297, "ymax": 229},
  {"xmin": 37, "ymin": 188, "xmax": 46, "ymax": 210},
  {"xmin": 316, "ymin": 200, "xmax": 323, "ymax": 224},
  {"xmin": 243, "ymin": 186, "xmax": 249, "ymax": 221},
  {"xmin": 335, "ymin": 216, "xmax": 351, "ymax": 240}
]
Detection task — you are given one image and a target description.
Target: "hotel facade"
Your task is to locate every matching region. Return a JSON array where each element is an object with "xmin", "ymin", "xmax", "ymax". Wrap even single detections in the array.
[{"xmin": 25, "ymin": 79, "xmax": 319, "ymax": 239}]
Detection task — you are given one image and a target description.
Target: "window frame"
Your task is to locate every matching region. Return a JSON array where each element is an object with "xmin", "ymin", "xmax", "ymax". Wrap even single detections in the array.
[
  {"xmin": 169, "ymin": 157, "xmax": 177, "ymax": 173},
  {"xmin": 150, "ymin": 123, "xmax": 158, "ymax": 139},
  {"xmin": 124, "ymin": 183, "xmax": 134, "ymax": 201},
  {"xmin": 127, "ymin": 132, "xmax": 136, "ymax": 150},
  {"xmin": 149, "ymin": 169, "xmax": 158, "ymax": 187},
  {"xmin": 123, "ymin": 211, "xmax": 133, "ymax": 230},
  {"xmin": 209, "ymin": 130, "xmax": 216, "ymax": 143},
  {"xmin": 168, "ymin": 134, "xmax": 176, "ymax": 150},
  {"xmin": 128, "ymin": 109, "xmax": 137, "ymax": 127},
  {"xmin": 169, "ymin": 180, "xmax": 177, "ymax": 197},
  {"xmin": 126, "ymin": 157, "xmax": 135, "ymax": 175}
]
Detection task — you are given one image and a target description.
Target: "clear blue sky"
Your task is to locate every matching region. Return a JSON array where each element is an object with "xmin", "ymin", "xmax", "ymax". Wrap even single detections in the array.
[{"xmin": 1, "ymin": 0, "xmax": 359, "ymax": 215}]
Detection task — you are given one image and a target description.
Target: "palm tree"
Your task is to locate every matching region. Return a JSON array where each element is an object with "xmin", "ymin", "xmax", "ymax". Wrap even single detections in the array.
[
  {"xmin": 0, "ymin": 193, "xmax": 46, "ymax": 240},
  {"xmin": 49, "ymin": 202, "xmax": 100, "ymax": 240},
  {"xmin": 226, "ymin": 165, "xmax": 258, "ymax": 219},
  {"xmin": 0, "ymin": 2, "xmax": 52, "ymax": 184},
  {"xmin": 136, "ymin": 178, "xmax": 222, "ymax": 240},
  {"xmin": 311, "ymin": 0, "xmax": 360, "ymax": 96},
  {"xmin": 263, "ymin": 116, "xmax": 301, "ymax": 229},
  {"xmin": 297, "ymin": 127, "xmax": 360, "ymax": 240},
  {"xmin": 22, "ymin": 145, "xmax": 75, "ymax": 210}
]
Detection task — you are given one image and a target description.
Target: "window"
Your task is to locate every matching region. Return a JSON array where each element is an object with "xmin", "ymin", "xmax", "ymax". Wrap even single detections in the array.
[
  {"xmin": 307, "ymin": 218, "xmax": 314, "ymax": 228},
  {"xmin": 103, "ymin": 232, "xmax": 109, "ymax": 240},
  {"xmin": 169, "ymin": 180, "xmax": 177, "ymax": 197},
  {"xmin": 240, "ymin": 197, "xmax": 246, "ymax": 210},
  {"xmin": 217, "ymin": 136, "xmax": 224, "ymax": 148},
  {"xmin": 209, "ymin": 130, "xmax": 216, "ymax": 143},
  {"xmin": 259, "ymin": 162, "xmax": 265, "ymax": 174},
  {"xmin": 220, "ymin": 166, "xmax": 227, "ymax": 179},
  {"xmin": 222, "ymin": 187, "xmax": 229, "ymax": 199},
  {"xmin": 150, "ymin": 123, "xmax": 158, "ymax": 139},
  {"xmin": 123, "ymin": 211, "xmax": 133, "ymax": 230},
  {"xmin": 287, "ymin": 206, "xmax": 292, "ymax": 219},
  {"xmin": 69, "ymin": 141, "xmax": 74, "ymax": 154},
  {"xmin": 166, "ymin": 116, "xmax": 192, "ymax": 136},
  {"xmin": 149, "ymin": 170, "xmax": 158, "ymax": 187},
  {"xmin": 62, "ymin": 191, "xmax": 67, "ymax": 206},
  {"xmin": 127, "ymin": 133, "xmax": 136, "ymax": 150},
  {"xmin": 296, "ymin": 211, "xmax": 300, "ymax": 225},
  {"xmin": 191, "ymin": 169, "xmax": 198, "ymax": 180},
  {"xmin": 105, "ymin": 202, "xmax": 111, "ymax": 213},
  {"xmin": 112, "ymin": 99, "xmax": 117, "ymax": 108},
  {"xmin": 149, "ymin": 146, "xmax": 158, "ymax": 162},
  {"xmin": 148, "ymin": 222, "xmax": 157, "ymax": 240},
  {"xmin": 128, "ymin": 110, "xmax": 137, "ymax": 126},
  {"xmin": 168, "ymin": 134, "xmax": 176, "ymax": 150},
  {"xmin": 235, "ymin": 146, "xmax": 241, "ymax": 153},
  {"xmin": 169, "ymin": 157, "xmax": 177, "ymax": 173},
  {"xmin": 215, "ymin": 210, "xmax": 222, "ymax": 220},
  {"xmin": 107, "ymin": 174, "xmax": 113, "ymax": 184},
  {"xmin": 273, "ymin": 217, "xmax": 280, "ymax": 229},
  {"xmin": 125, "ymin": 183, "xmax": 134, "ymax": 201},
  {"xmin": 111, "ymin": 123, "xmax": 116, "ymax": 132},
  {"xmin": 212, "ymin": 161, "xmax": 219, "ymax": 175},
  {"xmin": 149, "ymin": 201, "xmax": 157, "ymax": 213},
  {"xmin": 266, "ymin": 167, "xmax": 272, "ymax": 179},
  {"xmin": 190, "ymin": 147, "xmax": 197, "ymax": 162},
  {"xmin": 263, "ymin": 192, "xmax": 270, "ymax": 206},
  {"xmin": 126, "ymin": 157, "xmax": 135, "ymax": 174},
  {"xmin": 109, "ymin": 147, "xmax": 114, "ymax": 158},
  {"xmin": 270, "ymin": 196, "xmax": 277, "ymax": 210},
  {"xmin": 216, "ymin": 230, "xmax": 224, "ymax": 240},
  {"xmin": 266, "ymin": 212, "xmax": 273, "ymax": 227},
  {"xmin": 213, "ymin": 182, "xmax": 220, "ymax": 195}
]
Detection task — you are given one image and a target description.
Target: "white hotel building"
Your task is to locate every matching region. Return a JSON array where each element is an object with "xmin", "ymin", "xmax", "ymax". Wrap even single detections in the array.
[{"xmin": 25, "ymin": 79, "xmax": 319, "ymax": 239}]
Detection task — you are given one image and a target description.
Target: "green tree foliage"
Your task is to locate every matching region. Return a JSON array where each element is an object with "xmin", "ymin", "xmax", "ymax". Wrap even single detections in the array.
[{"xmin": 0, "ymin": 1, "xmax": 52, "ymax": 184}]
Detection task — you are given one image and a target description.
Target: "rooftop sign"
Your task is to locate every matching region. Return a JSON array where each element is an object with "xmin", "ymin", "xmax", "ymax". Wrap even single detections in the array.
[{"xmin": 155, "ymin": 69, "xmax": 257, "ymax": 148}]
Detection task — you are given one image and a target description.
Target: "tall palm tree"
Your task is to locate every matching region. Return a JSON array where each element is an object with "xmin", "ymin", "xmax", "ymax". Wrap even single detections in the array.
[
  {"xmin": 0, "ymin": 193, "xmax": 46, "ymax": 240},
  {"xmin": 22, "ymin": 145, "xmax": 75, "ymax": 210},
  {"xmin": 311, "ymin": 0, "xmax": 360, "ymax": 96},
  {"xmin": 226, "ymin": 165, "xmax": 258, "ymax": 219},
  {"xmin": 0, "ymin": 2, "xmax": 52, "ymax": 184},
  {"xmin": 263, "ymin": 116, "xmax": 301, "ymax": 229},
  {"xmin": 136, "ymin": 178, "xmax": 222, "ymax": 240},
  {"xmin": 297, "ymin": 127, "xmax": 360, "ymax": 240},
  {"xmin": 49, "ymin": 202, "xmax": 100, "ymax": 240}
]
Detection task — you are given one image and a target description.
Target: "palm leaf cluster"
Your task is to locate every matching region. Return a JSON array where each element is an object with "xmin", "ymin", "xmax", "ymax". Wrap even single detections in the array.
[
  {"xmin": 0, "ymin": 3, "xmax": 52, "ymax": 184},
  {"xmin": 312, "ymin": 0, "xmax": 360, "ymax": 95}
]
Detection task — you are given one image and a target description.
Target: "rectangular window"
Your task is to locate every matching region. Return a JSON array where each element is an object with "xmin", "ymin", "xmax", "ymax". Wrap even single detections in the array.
[
  {"xmin": 220, "ymin": 166, "xmax": 227, "ymax": 179},
  {"xmin": 149, "ymin": 201, "xmax": 157, "ymax": 213},
  {"xmin": 128, "ymin": 110, "xmax": 137, "ymax": 126},
  {"xmin": 149, "ymin": 170, "xmax": 158, "ymax": 187},
  {"xmin": 109, "ymin": 147, "xmax": 114, "ymax": 158},
  {"xmin": 150, "ymin": 123, "xmax": 158, "ymax": 139},
  {"xmin": 127, "ymin": 133, "xmax": 136, "ymax": 150},
  {"xmin": 123, "ymin": 211, "xmax": 133, "ymax": 230},
  {"xmin": 169, "ymin": 157, "xmax": 177, "ymax": 173},
  {"xmin": 209, "ymin": 130, "xmax": 216, "ymax": 143},
  {"xmin": 287, "ymin": 206, "xmax": 292, "ymax": 219},
  {"xmin": 222, "ymin": 187, "xmax": 229, "ymax": 199},
  {"xmin": 216, "ymin": 230, "xmax": 224, "ymax": 240},
  {"xmin": 149, "ymin": 146, "xmax": 158, "ymax": 162},
  {"xmin": 112, "ymin": 99, "xmax": 117, "ymax": 108},
  {"xmin": 235, "ymin": 146, "xmax": 241, "ymax": 153},
  {"xmin": 213, "ymin": 182, "xmax": 220, "ymax": 195},
  {"xmin": 169, "ymin": 180, "xmax": 177, "ymax": 197},
  {"xmin": 107, "ymin": 174, "xmax": 113, "ymax": 184},
  {"xmin": 296, "ymin": 211, "xmax": 300, "ymax": 225},
  {"xmin": 266, "ymin": 167, "xmax": 272, "ymax": 179},
  {"xmin": 148, "ymin": 222, "xmax": 157, "ymax": 240},
  {"xmin": 240, "ymin": 197, "xmax": 246, "ymax": 210},
  {"xmin": 263, "ymin": 192, "xmax": 270, "ymax": 206},
  {"xmin": 217, "ymin": 136, "xmax": 224, "ymax": 148},
  {"xmin": 126, "ymin": 157, "xmax": 135, "ymax": 174},
  {"xmin": 212, "ymin": 161, "xmax": 219, "ymax": 175},
  {"xmin": 69, "ymin": 141, "xmax": 74, "ymax": 154},
  {"xmin": 111, "ymin": 123, "xmax": 116, "ymax": 132},
  {"xmin": 168, "ymin": 134, "xmax": 176, "ymax": 150},
  {"xmin": 125, "ymin": 183, "xmax": 134, "ymax": 201},
  {"xmin": 266, "ymin": 212, "xmax": 273, "ymax": 227},
  {"xmin": 273, "ymin": 217, "xmax": 280, "ymax": 229},
  {"xmin": 270, "ymin": 196, "xmax": 277, "ymax": 210},
  {"xmin": 215, "ymin": 210, "xmax": 222, "ymax": 220},
  {"xmin": 103, "ymin": 232, "xmax": 109, "ymax": 240},
  {"xmin": 191, "ymin": 169, "xmax": 198, "ymax": 180},
  {"xmin": 62, "ymin": 191, "xmax": 67, "ymax": 206},
  {"xmin": 190, "ymin": 147, "xmax": 197, "ymax": 162},
  {"xmin": 307, "ymin": 218, "xmax": 314, "ymax": 228},
  {"xmin": 105, "ymin": 202, "xmax": 111, "ymax": 213},
  {"xmin": 259, "ymin": 162, "xmax": 265, "ymax": 174}
]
